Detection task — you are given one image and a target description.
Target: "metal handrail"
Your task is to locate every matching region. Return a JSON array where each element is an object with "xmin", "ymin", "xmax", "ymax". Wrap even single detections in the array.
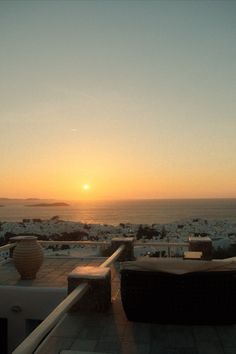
[
  {"xmin": 100, "ymin": 244, "xmax": 125, "ymax": 268},
  {"xmin": 1, "ymin": 240, "xmax": 189, "ymax": 264},
  {"xmin": 134, "ymin": 241, "xmax": 188, "ymax": 258},
  {"xmin": 0, "ymin": 240, "xmax": 189, "ymax": 250},
  {"xmin": 39, "ymin": 240, "xmax": 110, "ymax": 246},
  {"xmin": 0, "ymin": 243, "xmax": 16, "ymax": 264},
  {"xmin": 0, "ymin": 240, "xmax": 109, "ymax": 263},
  {"xmin": 135, "ymin": 241, "xmax": 188, "ymax": 247},
  {"xmin": 0, "ymin": 243, "xmax": 16, "ymax": 251}
]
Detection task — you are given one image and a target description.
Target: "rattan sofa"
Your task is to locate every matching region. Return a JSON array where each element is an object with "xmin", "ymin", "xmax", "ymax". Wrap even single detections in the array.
[{"xmin": 120, "ymin": 257, "xmax": 236, "ymax": 324}]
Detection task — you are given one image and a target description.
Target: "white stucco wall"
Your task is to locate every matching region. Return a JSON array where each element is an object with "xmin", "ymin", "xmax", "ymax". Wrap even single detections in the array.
[{"xmin": 0, "ymin": 286, "xmax": 67, "ymax": 353}]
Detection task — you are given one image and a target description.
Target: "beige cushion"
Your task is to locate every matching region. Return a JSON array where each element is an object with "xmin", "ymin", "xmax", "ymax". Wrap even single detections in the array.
[{"xmin": 121, "ymin": 257, "xmax": 236, "ymax": 275}]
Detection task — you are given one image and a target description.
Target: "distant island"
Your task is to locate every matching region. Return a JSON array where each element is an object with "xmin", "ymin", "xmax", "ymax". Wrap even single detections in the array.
[
  {"xmin": 0, "ymin": 198, "xmax": 39, "ymax": 201},
  {"xmin": 26, "ymin": 202, "xmax": 70, "ymax": 207}
]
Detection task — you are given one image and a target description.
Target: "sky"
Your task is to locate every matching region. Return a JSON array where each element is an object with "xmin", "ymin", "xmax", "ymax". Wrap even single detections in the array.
[{"xmin": 0, "ymin": 0, "xmax": 236, "ymax": 200}]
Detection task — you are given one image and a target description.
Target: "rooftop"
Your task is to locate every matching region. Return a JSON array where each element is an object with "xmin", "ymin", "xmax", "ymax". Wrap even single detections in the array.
[{"xmin": 0, "ymin": 257, "xmax": 103, "ymax": 288}]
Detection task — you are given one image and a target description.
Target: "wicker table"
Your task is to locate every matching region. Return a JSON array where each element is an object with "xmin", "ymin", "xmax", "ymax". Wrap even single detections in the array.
[{"xmin": 121, "ymin": 258, "xmax": 236, "ymax": 324}]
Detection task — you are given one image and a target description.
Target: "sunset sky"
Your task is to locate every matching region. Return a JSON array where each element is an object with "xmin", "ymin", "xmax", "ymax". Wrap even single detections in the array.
[{"xmin": 0, "ymin": 0, "xmax": 236, "ymax": 200}]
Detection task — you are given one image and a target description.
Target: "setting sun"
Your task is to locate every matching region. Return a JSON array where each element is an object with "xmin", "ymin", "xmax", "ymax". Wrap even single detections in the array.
[{"xmin": 82, "ymin": 184, "xmax": 90, "ymax": 191}]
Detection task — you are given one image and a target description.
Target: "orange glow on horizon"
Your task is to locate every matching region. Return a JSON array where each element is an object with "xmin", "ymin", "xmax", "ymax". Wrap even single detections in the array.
[
  {"xmin": 1, "ymin": 167, "xmax": 236, "ymax": 201},
  {"xmin": 1, "ymin": 149, "xmax": 236, "ymax": 200}
]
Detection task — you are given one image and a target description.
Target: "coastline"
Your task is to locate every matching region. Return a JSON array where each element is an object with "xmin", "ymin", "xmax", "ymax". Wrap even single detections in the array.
[{"xmin": 1, "ymin": 198, "xmax": 236, "ymax": 225}]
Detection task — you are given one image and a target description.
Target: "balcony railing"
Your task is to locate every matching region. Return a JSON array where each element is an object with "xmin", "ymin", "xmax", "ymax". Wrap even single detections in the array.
[
  {"xmin": 0, "ymin": 239, "xmax": 189, "ymax": 261},
  {"xmin": 11, "ymin": 244, "xmax": 125, "ymax": 354},
  {"xmin": 0, "ymin": 243, "xmax": 16, "ymax": 263},
  {"xmin": 1, "ymin": 237, "xmax": 189, "ymax": 354}
]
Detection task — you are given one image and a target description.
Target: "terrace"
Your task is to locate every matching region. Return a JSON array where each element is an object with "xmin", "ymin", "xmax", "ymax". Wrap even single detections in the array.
[{"xmin": 1, "ymin": 238, "xmax": 236, "ymax": 354}]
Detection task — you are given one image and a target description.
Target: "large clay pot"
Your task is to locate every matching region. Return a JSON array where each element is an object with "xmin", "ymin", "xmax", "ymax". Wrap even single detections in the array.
[{"xmin": 11, "ymin": 236, "xmax": 44, "ymax": 279}]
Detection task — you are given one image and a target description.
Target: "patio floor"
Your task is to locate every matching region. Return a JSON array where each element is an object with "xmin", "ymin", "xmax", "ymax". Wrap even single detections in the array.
[
  {"xmin": 35, "ymin": 264, "xmax": 236, "ymax": 354},
  {"xmin": 0, "ymin": 257, "xmax": 103, "ymax": 287}
]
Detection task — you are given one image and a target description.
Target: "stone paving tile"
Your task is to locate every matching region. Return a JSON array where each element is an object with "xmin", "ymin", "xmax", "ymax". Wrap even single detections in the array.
[
  {"xmin": 70, "ymin": 338, "xmax": 97, "ymax": 351},
  {"xmin": 94, "ymin": 339, "xmax": 122, "ymax": 354},
  {"xmin": 61, "ymin": 351, "xmax": 110, "ymax": 354},
  {"xmin": 175, "ymin": 349, "xmax": 198, "ymax": 354},
  {"xmin": 81, "ymin": 312, "xmax": 110, "ymax": 327},
  {"xmin": 0, "ymin": 258, "xmax": 102, "ymax": 287},
  {"xmin": 36, "ymin": 336, "xmax": 74, "ymax": 354},
  {"xmin": 167, "ymin": 325, "xmax": 195, "ymax": 348},
  {"xmin": 111, "ymin": 312, "xmax": 128, "ymax": 325},
  {"xmin": 28, "ymin": 261, "xmax": 236, "ymax": 354},
  {"xmin": 119, "ymin": 340, "xmax": 150, "ymax": 354},
  {"xmin": 77, "ymin": 325, "xmax": 105, "ymax": 341},
  {"xmin": 223, "ymin": 348, "xmax": 236, "ymax": 354},
  {"xmin": 42, "ymin": 303, "xmax": 236, "ymax": 354},
  {"xmin": 149, "ymin": 346, "xmax": 185, "ymax": 354},
  {"xmin": 123, "ymin": 322, "xmax": 151, "ymax": 343},
  {"xmin": 196, "ymin": 340, "xmax": 224, "ymax": 354},
  {"xmin": 150, "ymin": 324, "xmax": 170, "ymax": 346},
  {"xmin": 101, "ymin": 322, "xmax": 126, "ymax": 340},
  {"xmin": 100, "ymin": 312, "xmax": 126, "ymax": 327},
  {"xmin": 215, "ymin": 325, "xmax": 236, "ymax": 347},
  {"xmin": 150, "ymin": 346, "xmax": 199, "ymax": 354},
  {"xmin": 55, "ymin": 275, "xmax": 69, "ymax": 284},
  {"xmin": 53, "ymin": 314, "xmax": 85, "ymax": 337},
  {"xmin": 192, "ymin": 325, "xmax": 219, "ymax": 341}
]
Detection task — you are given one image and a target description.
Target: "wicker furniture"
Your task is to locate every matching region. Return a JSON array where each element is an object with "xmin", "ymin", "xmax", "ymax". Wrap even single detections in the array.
[{"xmin": 121, "ymin": 258, "xmax": 236, "ymax": 324}]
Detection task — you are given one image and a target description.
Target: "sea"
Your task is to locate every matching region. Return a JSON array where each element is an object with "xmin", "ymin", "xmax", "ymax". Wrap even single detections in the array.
[{"xmin": 0, "ymin": 199, "xmax": 236, "ymax": 225}]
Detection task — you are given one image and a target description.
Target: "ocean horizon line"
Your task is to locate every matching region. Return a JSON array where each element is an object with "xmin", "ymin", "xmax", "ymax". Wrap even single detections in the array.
[{"xmin": 1, "ymin": 197, "xmax": 236, "ymax": 203}]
